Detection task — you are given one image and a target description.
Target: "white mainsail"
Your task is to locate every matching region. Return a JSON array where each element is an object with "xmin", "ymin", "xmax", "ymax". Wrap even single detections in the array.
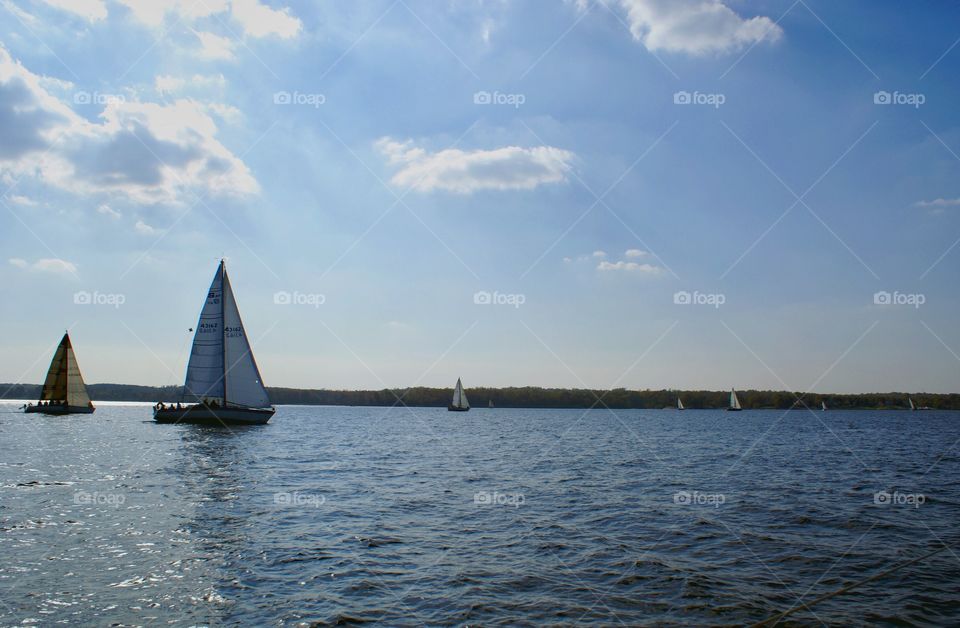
[
  {"xmin": 677, "ymin": 397, "xmax": 684, "ymax": 410},
  {"xmin": 222, "ymin": 269, "xmax": 270, "ymax": 408},
  {"xmin": 183, "ymin": 261, "xmax": 270, "ymax": 408},
  {"xmin": 40, "ymin": 333, "xmax": 91, "ymax": 406},
  {"xmin": 452, "ymin": 378, "xmax": 469, "ymax": 410},
  {"xmin": 183, "ymin": 264, "xmax": 225, "ymax": 402},
  {"xmin": 909, "ymin": 397, "xmax": 916, "ymax": 411},
  {"xmin": 730, "ymin": 389, "xmax": 741, "ymax": 410},
  {"xmin": 821, "ymin": 400, "xmax": 828, "ymax": 411}
]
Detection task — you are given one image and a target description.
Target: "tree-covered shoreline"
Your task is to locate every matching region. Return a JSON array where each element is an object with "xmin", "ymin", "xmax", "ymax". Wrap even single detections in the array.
[{"xmin": 3, "ymin": 383, "xmax": 959, "ymax": 410}]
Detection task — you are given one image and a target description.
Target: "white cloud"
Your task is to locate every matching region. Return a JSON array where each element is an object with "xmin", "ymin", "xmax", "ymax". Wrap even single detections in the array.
[
  {"xmin": 134, "ymin": 219, "xmax": 157, "ymax": 234},
  {"xmin": 206, "ymin": 102, "xmax": 242, "ymax": 123},
  {"xmin": 376, "ymin": 137, "xmax": 575, "ymax": 193},
  {"xmin": 231, "ymin": 0, "xmax": 302, "ymax": 38},
  {"xmin": 916, "ymin": 197, "xmax": 960, "ymax": 209},
  {"xmin": 154, "ymin": 75, "xmax": 185, "ymax": 94},
  {"xmin": 194, "ymin": 30, "xmax": 235, "ymax": 60},
  {"xmin": 114, "ymin": 0, "xmax": 229, "ymax": 28},
  {"xmin": 39, "ymin": 0, "xmax": 107, "ymax": 21},
  {"xmin": 616, "ymin": 0, "xmax": 783, "ymax": 55},
  {"xmin": 0, "ymin": 45, "xmax": 259, "ymax": 204},
  {"xmin": 597, "ymin": 260, "xmax": 662, "ymax": 273},
  {"xmin": 9, "ymin": 257, "xmax": 78, "ymax": 275},
  {"xmin": 625, "ymin": 248, "xmax": 648, "ymax": 257},
  {"xmin": 97, "ymin": 203, "xmax": 120, "ymax": 218},
  {"xmin": 9, "ymin": 194, "xmax": 36, "ymax": 206},
  {"xmin": 592, "ymin": 250, "xmax": 607, "ymax": 258}
]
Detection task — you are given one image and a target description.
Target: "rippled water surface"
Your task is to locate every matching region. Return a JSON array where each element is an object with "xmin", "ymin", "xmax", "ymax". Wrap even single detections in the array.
[{"xmin": 1, "ymin": 402, "xmax": 959, "ymax": 626}]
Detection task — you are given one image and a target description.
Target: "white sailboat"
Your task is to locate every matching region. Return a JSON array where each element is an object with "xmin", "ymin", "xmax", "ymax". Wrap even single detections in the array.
[
  {"xmin": 727, "ymin": 388, "xmax": 742, "ymax": 412},
  {"xmin": 909, "ymin": 397, "xmax": 916, "ymax": 411},
  {"xmin": 24, "ymin": 332, "xmax": 95, "ymax": 415},
  {"xmin": 821, "ymin": 400, "xmax": 828, "ymax": 411},
  {"xmin": 677, "ymin": 397, "xmax": 685, "ymax": 410},
  {"xmin": 448, "ymin": 377, "xmax": 470, "ymax": 412},
  {"xmin": 154, "ymin": 260, "xmax": 275, "ymax": 425}
]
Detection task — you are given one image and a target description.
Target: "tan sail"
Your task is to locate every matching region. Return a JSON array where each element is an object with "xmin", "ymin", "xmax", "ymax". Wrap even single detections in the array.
[{"xmin": 39, "ymin": 333, "xmax": 91, "ymax": 407}]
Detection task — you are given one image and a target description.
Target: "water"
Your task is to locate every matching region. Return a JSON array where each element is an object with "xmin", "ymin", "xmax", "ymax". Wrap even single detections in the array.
[{"xmin": 1, "ymin": 401, "xmax": 958, "ymax": 626}]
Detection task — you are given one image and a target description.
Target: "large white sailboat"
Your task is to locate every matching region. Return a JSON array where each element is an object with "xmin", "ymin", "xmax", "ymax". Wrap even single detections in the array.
[
  {"xmin": 727, "ymin": 389, "xmax": 742, "ymax": 412},
  {"xmin": 448, "ymin": 377, "xmax": 470, "ymax": 412},
  {"xmin": 154, "ymin": 260, "xmax": 275, "ymax": 425},
  {"xmin": 24, "ymin": 332, "xmax": 95, "ymax": 415}
]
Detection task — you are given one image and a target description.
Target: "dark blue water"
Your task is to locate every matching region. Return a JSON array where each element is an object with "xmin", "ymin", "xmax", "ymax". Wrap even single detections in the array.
[{"xmin": 1, "ymin": 402, "xmax": 958, "ymax": 626}]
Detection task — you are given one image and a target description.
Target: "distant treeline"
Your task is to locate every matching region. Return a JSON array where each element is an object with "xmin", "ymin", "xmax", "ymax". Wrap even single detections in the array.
[{"xmin": 3, "ymin": 383, "xmax": 960, "ymax": 410}]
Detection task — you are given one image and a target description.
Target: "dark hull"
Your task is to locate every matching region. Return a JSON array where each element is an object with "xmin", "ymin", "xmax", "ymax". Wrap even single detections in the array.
[
  {"xmin": 726, "ymin": 408, "xmax": 742, "ymax": 412},
  {"xmin": 447, "ymin": 405, "xmax": 470, "ymax": 412},
  {"xmin": 24, "ymin": 405, "xmax": 95, "ymax": 415},
  {"xmin": 154, "ymin": 405, "xmax": 274, "ymax": 425}
]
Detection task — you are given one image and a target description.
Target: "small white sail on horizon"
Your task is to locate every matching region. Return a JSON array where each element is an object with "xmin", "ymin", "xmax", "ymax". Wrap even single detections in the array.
[
  {"xmin": 677, "ymin": 397, "xmax": 684, "ymax": 410},
  {"xmin": 451, "ymin": 378, "xmax": 470, "ymax": 410},
  {"xmin": 729, "ymin": 389, "xmax": 742, "ymax": 410},
  {"xmin": 909, "ymin": 397, "xmax": 916, "ymax": 411},
  {"xmin": 183, "ymin": 261, "xmax": 270, "ymax": 409},
  {"xmin": 821, "ymin": 400, "xmax": 828, "ymax": 411}
]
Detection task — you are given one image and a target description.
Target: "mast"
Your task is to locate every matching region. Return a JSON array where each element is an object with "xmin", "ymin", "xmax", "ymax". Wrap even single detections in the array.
[{"xmin": 220, "ymin": 260, "xmax": 227, "ymax": 407}]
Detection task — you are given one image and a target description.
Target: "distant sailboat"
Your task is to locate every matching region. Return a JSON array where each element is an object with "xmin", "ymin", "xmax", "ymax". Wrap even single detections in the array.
[
  {"xmin": 727, "ymin": 389, "xmax": 742, "ymax": 412},
  {"xmin": 448, "ymin": 378, "xmax": 470, "ymax": 412},
  {"xmin": 910, "ymin": 397, "xmax": 932, "ymax": 411},
  {"xmin": 154, "ymin": 260, "xmax": 275, "ymax": 425},
  {"xmin": 488, "ymin": 399, "xmax": 494, "ymax": 408},
  {"xmin": 677, "ymin": 397, "xmax": 685, "ymax": 410},
  {"xmin": 821, "ymin": 400, "xmax": 828, "ymax": 411},
  {"xmin": 24, "ymin": 332, "xmax": 94, "ymax": 415}
]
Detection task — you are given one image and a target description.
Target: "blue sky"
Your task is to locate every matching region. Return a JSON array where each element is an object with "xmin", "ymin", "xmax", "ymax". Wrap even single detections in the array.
[{"xmin": 1, "ymin": 0, "xmax": 959, "ymax": 394}]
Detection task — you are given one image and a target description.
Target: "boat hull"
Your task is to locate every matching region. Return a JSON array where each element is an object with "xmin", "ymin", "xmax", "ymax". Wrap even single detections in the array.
[
  {"xmin": 726, "ymin": 408, "xmax": 742, "ymax": 412},
  {"xmin": 154, "ymin": 405, "xmax": 274, "ymax": 425},
  {"xmin": 24, "ymin": 405, "xmax": 95, "ymax": 415},
  {"xmin": 447, "ymin": 405, "xmax": 470, "ymax": 412}
]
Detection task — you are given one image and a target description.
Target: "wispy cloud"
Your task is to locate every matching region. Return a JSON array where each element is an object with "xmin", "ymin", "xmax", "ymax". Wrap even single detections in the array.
[
  {"xmin": 9, "ymin": 257, "xmax": 78, "ymax": 275},
  {"xmin": 376, "ymin": 138, "xmax": 575, "ymax": 193},
  {"xmin": 597, "ymin": 260, "xmax": 662, "ymax": 273}
]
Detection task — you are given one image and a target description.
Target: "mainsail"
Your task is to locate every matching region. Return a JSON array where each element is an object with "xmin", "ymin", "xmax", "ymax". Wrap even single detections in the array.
[
  {"xmin": 183, "ymin": 261, "xmax": 270, "ymax": 408},
  {"xmin": 678, "ymin": 397, "xmax": 684, "ymax": 410},
  {"xmin": 40, "ymin": 333, "xmax": 91, "ymax": 406},
  {"xmin": 451, "ymin": 378, "xmax": 469, "ymax": 410},
  {"xmin": 730, "ymin": 389, "xmax": 741, "ymax": 410}
]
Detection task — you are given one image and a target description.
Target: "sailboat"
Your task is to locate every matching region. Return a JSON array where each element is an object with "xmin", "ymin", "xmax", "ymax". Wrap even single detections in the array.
[
  {"xmin": 448, "ymin": 377, "xmax": 470, "ymax": 412},
  {"xmin": 24, "ymin": 332, "xmax": 95, "ymax": 415},
  {"xmin": 488, "ymin": 399, "xmax": 494, "ymax": 408},
  {"xmin": 909, "ymin": 397, "xmax": 932, "ymax": 411},
  {"xmin": 727, "ymin": 389, "xmax": 742, "ymax": 412},
  {"xmin": 677, "ymin": 397, "xmax": 685, "ymax": 410},
  {"xmin": 154, "ymin": 260, "xmax": 275, "ymax": 425},
  {"xmin": 821, "ymin": 400, "xmax": 828, "ymax": 411}
]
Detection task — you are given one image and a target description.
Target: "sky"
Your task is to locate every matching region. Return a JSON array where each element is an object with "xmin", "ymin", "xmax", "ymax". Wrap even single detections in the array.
[{"xmin": 1, "ymin": 0, "xmax": 959, "ymax": 394}]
